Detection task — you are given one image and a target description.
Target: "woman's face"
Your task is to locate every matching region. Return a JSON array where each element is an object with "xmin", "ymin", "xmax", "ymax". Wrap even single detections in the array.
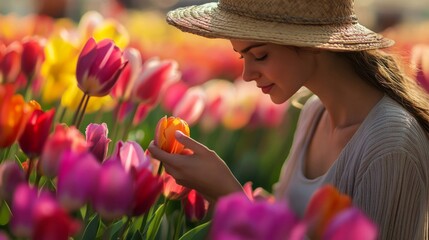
[{"xmin": 230, "ymin": 40, "xmax": 317, "ymax": 104}]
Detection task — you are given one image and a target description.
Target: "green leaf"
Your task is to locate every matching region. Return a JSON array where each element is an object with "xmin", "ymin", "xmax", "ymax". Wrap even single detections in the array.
[
  {"xmin": 130, "ymin": 230, "xmax": 143, "ymax": 240},
  {"xmin": 81, "ymin": 214, "xmax": 100, "ymax": 240},
  {"xmin": 0, "ymin": 201, "xmax": 11, "ymax": 226},
  {"xmin": 179, "ymin": 221, "xmax": 211, "ymax": 240},
  {"xmin": 145, "ymin": 203, "xmax": 166, "ymax": 240}
]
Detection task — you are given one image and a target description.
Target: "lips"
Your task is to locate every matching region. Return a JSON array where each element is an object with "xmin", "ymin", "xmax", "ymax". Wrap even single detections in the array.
[{"xmin": 259, "ymin": 84, "xmax": 274, "ymax": 94}]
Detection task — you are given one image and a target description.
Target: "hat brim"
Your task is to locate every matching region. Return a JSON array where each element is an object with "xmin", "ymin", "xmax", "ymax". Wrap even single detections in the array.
[{"xmin": 167, "ymin": 3, "xmax": 394, "ymax": 51}]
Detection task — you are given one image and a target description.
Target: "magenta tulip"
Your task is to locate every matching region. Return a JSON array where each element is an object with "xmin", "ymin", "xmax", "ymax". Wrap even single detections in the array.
[
  {"xmin": 210, "ymin": 192, "xmax": 305, "ymax": 240},
  {"xmin": 93, "ymin": 160, "xmax": 133, "ymax": 221},
  {"xmin": 85, "ymin": 123, "xmax": 110, "ymax": 162},
  {"xmin": 57, "ymin": 151, "xmax": 101, "ymax": 211},
  {"xmin": 0, "ymin": 161, "xmax": 25, "ymax": 203},
  {"xmin": 18, "ymin": 108, "xmax": 55, "ymax": 159},
  {"xmin": 323, "ymin": 207, "xmax": 377, "ymax": 240},
  {"xmin": 76, "ymin": 37, "xmax": 126, "ymax": 97},
  {"xmin": 182, "ymin": 189, "xmax": 209, "ymax": 223},
  {"xmin": 10, "ymin": 184, "xmax": 38, "ymax": 238},
  {"xmin": 131, "ymin": 167, "xmax": 162, "ymax": 216}
]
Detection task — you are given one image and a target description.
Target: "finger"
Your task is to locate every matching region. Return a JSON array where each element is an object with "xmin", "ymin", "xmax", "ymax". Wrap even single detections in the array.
[
  {"xmin": 147, "ymin": 141, "xmax": 177, "ymax": 165},
  {"xmin": 175, "ymin": 130, "xmax": 210, "ymax": 154}
]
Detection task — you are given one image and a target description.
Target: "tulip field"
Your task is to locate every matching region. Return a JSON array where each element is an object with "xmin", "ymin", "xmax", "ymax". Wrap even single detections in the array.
[{"xmin": 0, "ymin": 8, "xmax": 428, "ymax": 240}]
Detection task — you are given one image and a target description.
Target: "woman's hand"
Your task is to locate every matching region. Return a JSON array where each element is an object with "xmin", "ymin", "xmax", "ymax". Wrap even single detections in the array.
[{"xmin": 148, "ymin": 130, "xmax": 243, "ymax": 202}]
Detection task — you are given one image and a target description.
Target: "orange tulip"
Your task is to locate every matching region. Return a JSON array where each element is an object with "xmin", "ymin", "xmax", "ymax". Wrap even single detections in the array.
[
  {"xmin": 303, "ymin": 184, "xmax": 352, "ymax": 240},
  {"xmin": 0, "ymin": 84, "xmax": 35, "ymax": 148},
  {"xmin": 154, "ymin": 116, "xmax": 190, "ymax": 154}
]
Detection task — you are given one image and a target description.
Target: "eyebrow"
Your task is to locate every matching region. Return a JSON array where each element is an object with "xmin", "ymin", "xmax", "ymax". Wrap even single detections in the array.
[{"xmin": 234, "ymin": 43, "xmax": 266, "ymax": 54}]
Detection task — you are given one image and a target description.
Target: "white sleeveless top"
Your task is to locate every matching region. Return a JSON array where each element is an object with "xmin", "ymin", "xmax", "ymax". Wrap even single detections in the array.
[{"xmin": 274, "ymin": 95, "xmax": 429, "ymax": 240}]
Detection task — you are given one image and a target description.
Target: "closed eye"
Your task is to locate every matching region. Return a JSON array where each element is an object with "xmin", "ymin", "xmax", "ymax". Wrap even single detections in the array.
[{"xmin": 255, "ymin": 54, "xmax": 267, "ymax": 61}]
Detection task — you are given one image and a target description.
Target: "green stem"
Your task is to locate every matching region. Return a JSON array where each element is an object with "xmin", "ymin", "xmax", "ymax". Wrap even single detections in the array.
[
  {"xmin": 76, "ymin": 94, "xmax": 90, "ymax": 129},
  {"xmin": 26, "ymin": 158, "xmax": 34, "ymax": 182},
  {"xmin": 71, "ymin": 92, "xmax": 87, "ymax": 126},
  {"xmin": 57, "ymin": 106, "xmax": 67, "ymax": 124},
  {"xmin": 121, "ymin": 104, "xmax": 139, "ymax": 141},
  {"xmin": 119, "ymin": 217, "xmax": 132, "ymax": 240},
  {"xmin": 173, "ymin": 205, "xmax": 184, "ymax": 240},
  {"xmin": 24, "ymin": 74, "xmax": 35, "ymax": 101}
]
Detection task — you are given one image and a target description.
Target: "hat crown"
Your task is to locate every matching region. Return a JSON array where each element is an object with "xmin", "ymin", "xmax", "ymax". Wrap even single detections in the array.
[{"xmin": 218, "ymin": 0, "xmax": 357, "ymax": 24}]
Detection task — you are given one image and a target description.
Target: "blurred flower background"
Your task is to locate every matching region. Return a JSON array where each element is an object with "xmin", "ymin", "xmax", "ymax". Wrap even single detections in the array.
[{"xmin": 0, "ymin": 0, "xmax": 429, "ymax": 239}]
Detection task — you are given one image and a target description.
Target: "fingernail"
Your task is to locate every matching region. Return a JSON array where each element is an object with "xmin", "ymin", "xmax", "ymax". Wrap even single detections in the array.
[{"xmin": 175, "ymin": 130, "xmax": 183, "ymax": 138}]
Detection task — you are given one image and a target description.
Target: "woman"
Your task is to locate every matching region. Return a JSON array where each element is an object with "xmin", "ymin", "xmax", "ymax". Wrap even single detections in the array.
[{"xmin": 148, "ymin": 0, "xmax": 429, "ymax": 239}]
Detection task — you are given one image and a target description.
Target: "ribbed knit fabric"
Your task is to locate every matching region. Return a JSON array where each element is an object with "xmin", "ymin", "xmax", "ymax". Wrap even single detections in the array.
[{"xmin": 274, "ymin": 95, "xmax": 429, "ymax": 240}]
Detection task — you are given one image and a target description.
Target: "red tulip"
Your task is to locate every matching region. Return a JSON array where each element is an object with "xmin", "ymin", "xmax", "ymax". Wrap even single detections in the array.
[
  {"xmin": 173, "ymin": 86, "xmax": 206, "ymax": 126},
  {"xmin": 162, "ymin": 172, "xmax": 190, "ymax": 200},
  {"xmin": 131, "ymin": 167, "xmax": 163, "ymax": 216},
  {"xmin": 21, "ymin": 37, "xmax": 45, "ymax": 79},
  {"xmin": 76, "ymin": 37, "xmax": 126, "ymax": 97},
  {"xmin": 0, "ymin": 42, "xmax": 22, "ymax": 84},
  {"xmin": 18, "ymin": 108, "xmax": 55, "ymax": 159},
  {"xmin": 182, "ymin": 189, "xmax": 209, "ymax": 222}
]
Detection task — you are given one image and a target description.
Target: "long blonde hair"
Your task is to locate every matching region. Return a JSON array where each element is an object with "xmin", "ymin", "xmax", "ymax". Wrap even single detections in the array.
[{"xmin": 338, "ymin": 50, "xmax": 429, "ymax": 132}]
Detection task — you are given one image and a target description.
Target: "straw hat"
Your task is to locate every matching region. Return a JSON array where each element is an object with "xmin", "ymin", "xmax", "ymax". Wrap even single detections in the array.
[{"xmin": 166, "ymin": 0, "xmax": 394, "ymax": 51}]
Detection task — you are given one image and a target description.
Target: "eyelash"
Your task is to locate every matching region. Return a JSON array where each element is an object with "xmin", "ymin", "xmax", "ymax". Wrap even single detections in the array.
[{"xmin": 238, "ymin": 54, "xmax": 268, "ymax": 61}]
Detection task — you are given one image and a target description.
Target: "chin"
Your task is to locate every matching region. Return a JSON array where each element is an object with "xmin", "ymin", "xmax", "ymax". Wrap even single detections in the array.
[{"xmin": 269, "ymin": 95, "xmax": 288, "ymax": 104}]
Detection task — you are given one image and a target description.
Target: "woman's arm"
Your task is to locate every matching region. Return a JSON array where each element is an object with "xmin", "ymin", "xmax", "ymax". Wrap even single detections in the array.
[{"xmin": 148, "ymin": 130, "xmax": 244, "ymax": 202}]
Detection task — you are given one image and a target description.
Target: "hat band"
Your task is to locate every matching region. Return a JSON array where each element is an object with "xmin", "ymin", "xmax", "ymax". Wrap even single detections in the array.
[{"xmin": 218, "ymin": 3, "xmax": 359, "ymax": 25}]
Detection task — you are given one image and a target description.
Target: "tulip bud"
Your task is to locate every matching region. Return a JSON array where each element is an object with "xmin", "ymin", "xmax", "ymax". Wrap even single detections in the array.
[
  {"xmin": 154, "ymin": 116, "xmax": 190, "ymax": 154},
  {"xmin": 21, "ymin": 37, "xmax": 45, "ymax": 79},
  {"xmin": 182, "ymin": 189, "xmax": 209, "ymax": 222},
  {"xmin": 173, "ymin": 86, "xmax": 206, "ymax": 126},
  {"xmin": 76, "ymin": 37, "xmax": 126, "ymax": 97},
  {"xmin": 162, "ymin": 172, "xmax": 190, "ymax": 200},
  {"xmin": 0, "ymin": 161, "xmax": 25, "ymax": 203},
  {"xmin": 85, "ymin": 123, "xmax": 111, "ymax": 162},
  {"xmin": 0, "ymin": 42, "xmax": 22, "ymax": 84},
  {"xmin": 111, "ymin": 140, "xmax": 152, "ymax": 173},
  {"xmin": 18, "ymin": 108, "xmax": 55, "ymax": 159}
]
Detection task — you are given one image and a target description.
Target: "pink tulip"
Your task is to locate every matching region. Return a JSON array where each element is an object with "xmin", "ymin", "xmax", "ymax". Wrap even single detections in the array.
[
  {"xmin": 162, "ymin": 172, "xmax": 190, "ymax": 200},
  {"xmin": 18, "ymin": 108, "xmax": 55, "ymax": 159},
  {"xmin": 10, "ymin": 184, "xmax": 38, "ymax": 237},
  {"xmin": 57, "ymin": 151, "xmax": 101, "ymax": 211},
  {"xmin": 323, "ymin": 208, "xmax": 377, "ymax": 240},
  {"xmin": 131, "ymin": 58, "xmax": 180, "ymax": 104},
  {"xmin": 173, "ymin": 86, "xmax": 206, "ymax": 126},
  {"xmin": 93, "ymin": 160, "xmax": 134, "ymax": 221},
  {"xmin": 0, "ymin": 41, "xmax": 22, "ymax": 84},
  {"xmin": 131, "ymin": 167, "xmax": 163, "ymax": 216},
  {"xmin": 40, "ymin": 124, "xmax": 88, "ymax": 178},
  {"xmin": 182, "ymin": 189, "xmax": 209, "ymax": 223},
  {"xmin": 76, "ymin": 37, "xmax": 127, "ymax": 97},
  {"xmin": 85, "ymin": 123, "xmax": 111, "ymax": 162},
  {"xmin": 21, "ymin": 37, "xmax": 45, "ymax": 79},
  {"xmin": 161, "ymin": 81, "xmax": 189, "ymax": 113},
  {"xmin": 111, "ymin": 47, "xmax": 142, "ymax": 100},
  {"xmin": 210, "ymin": 192, "xmax": 305, "ymax": 240},
  {"xmin": 0, "ymin": 161, "xmax": 25, "ymax": 203},
  {"xmin": 111, "ymin": 140, "xmax": 152, "ymax": 173},
  {"xmin": 0, "ymin": 231, "xmax": 9, "ymax": 240}
]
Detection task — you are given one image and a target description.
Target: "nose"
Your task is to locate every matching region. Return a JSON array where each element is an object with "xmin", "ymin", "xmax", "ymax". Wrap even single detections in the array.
[{"xmin": 241, "ymin": 63, "xmax": 260, "ymax": 82}]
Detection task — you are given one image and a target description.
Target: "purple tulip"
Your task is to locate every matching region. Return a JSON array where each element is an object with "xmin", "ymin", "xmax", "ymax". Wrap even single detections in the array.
[
  {"xmin": 323, "ymin": 207, "xmax": 378, "ymax": 240},
  {"xmin": 57, "ymin": 150, "xmax": 101, "ymax": 211},
  {"xmin": 85, "ymin": 123, "xmax": 111, "ymax": 162},
  {"xmin": 210, "ymin": 192, "xmax": 305, "ymax": 240},
  {"xmin": 0, "ymin": 161, "xmax": 25, "ymax": 203},
  {"xmin": 10, "ymin": 184, "xmax": 38, "ymax": 238},
  {"xmin": 76, "ymin": 37, "xmax": 127, "ymax": 97},
  {"xmin": 92, "ymin": 160, "xmax": 134, "ymax": 221}
]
